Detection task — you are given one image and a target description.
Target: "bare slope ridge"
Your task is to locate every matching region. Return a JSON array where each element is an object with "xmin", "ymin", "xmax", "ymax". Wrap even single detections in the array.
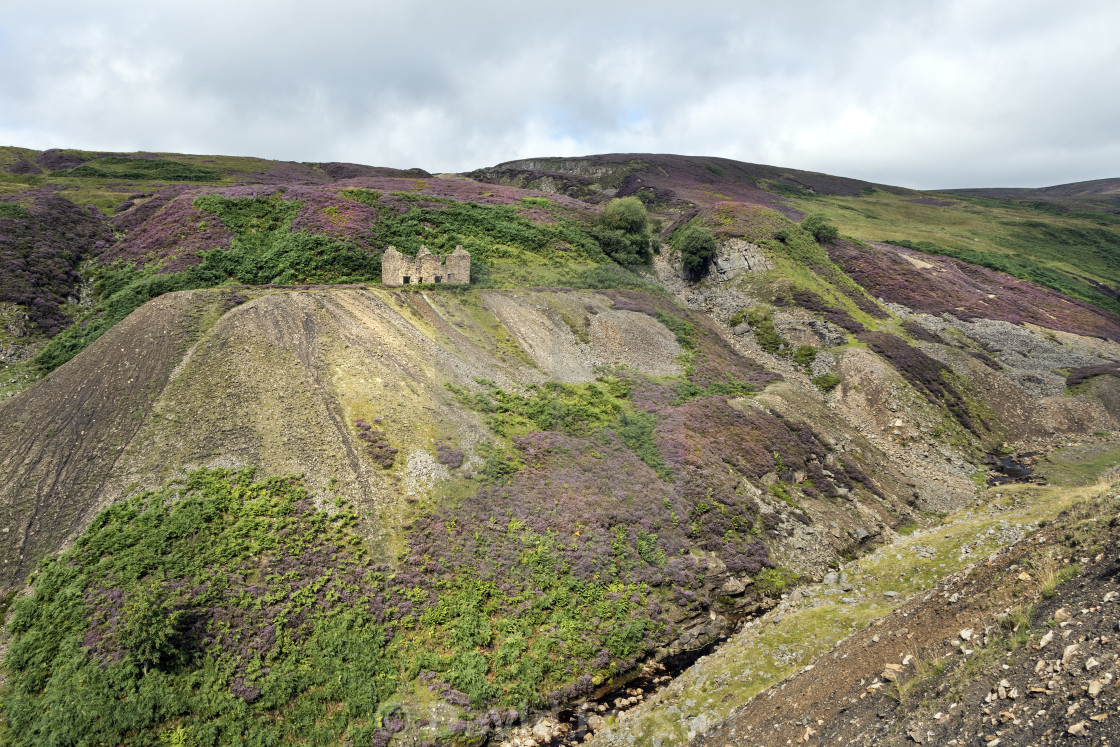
[
  {"xmin": 0, "ymin": 290, "xmax": 218, "ymax": 587},
  {"xmin": 0, "ymin": 286, "xmax": 722, "ymax": 590}
]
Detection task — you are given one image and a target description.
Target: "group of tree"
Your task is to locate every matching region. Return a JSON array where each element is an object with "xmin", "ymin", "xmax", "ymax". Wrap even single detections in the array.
[{"xmin": 591, "ymin": 196, "xmax": 838, "ymax": 280}]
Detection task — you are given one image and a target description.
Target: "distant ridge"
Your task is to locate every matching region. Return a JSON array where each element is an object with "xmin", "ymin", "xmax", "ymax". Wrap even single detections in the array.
[{"xmin": 942, "ymin": 176, "xmax": 1120, "ymax": 204}]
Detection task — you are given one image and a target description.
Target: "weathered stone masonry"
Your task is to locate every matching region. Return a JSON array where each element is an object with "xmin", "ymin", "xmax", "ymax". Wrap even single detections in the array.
[{"xmin": 382, "ymin": 245, "xmax": 469, "ymax": 286}]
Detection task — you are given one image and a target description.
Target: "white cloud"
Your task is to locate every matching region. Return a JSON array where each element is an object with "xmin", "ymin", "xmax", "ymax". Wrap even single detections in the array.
[{"xmin": 1, "ymin": 0, "xmax": 1117, "ymax": 188}]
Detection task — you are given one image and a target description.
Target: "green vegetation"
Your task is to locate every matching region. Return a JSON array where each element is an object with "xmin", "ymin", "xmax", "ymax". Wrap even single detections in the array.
[
  {"xmin": 737, "ymin": 306, "xmax": 786, "ymax": 355},
  {"xmin": 812, "ymin": 374, "xmax": 842, "ymax": 392},
  {"xmin": 732, "ymin": 307, "xmax": 820, "ymax": 373},
  {"xmin": 791, "ymin": 345, "xmax": 817, "ymax": 369},
  {"xmin": 591, "ymin": 196, "xmax": 652, "ymax": 266},
  {"xmin": 118, "ymin": 579, "xmax": 185, "ymax": 675},
  {"xmin": 448, "ymin": 377, "xmax": 671, "ymax": 478},
  {"xmin": 2, "ymin": 469, "xmax": 398, "ymax": 747},
  {"xmin": 1035, "ymin": 442, "xmax": 1120, "ymax": 487},
  {"xmin": 613, "ymin": 410, "xmax": 671, "ymax": 479},
  {"xmin": 0, "ymin": 202, "xmax": 31, "ymax": 219},
  {"xmin": 363, "ymin": 190, "xmax": 603, "ymax": 264},
  {"xmin": 2, "ymin": 466, "xmax": 670, "ymax": 744},
  {"xmin": 455, "ymin": 379, "xmax": 623, "ymax": 437},
  {"xmin": 676, "ymin": 223, "xmax": 718, "ymax": 279},
  {"xmin": 801, "ymin": 213, "xmax": 839, "ymax": 243},
  {"xmin": 55, "ymin": 156, "xmax": 222, "ymax": 182},
  {"xmin": 654, "ymin": 311, "xmax": 697, "ymax": 351},
  {"xmin": 32, "ymin": 196, "xmax": 381, "ymax": 374},
  {"xmin": 787, "ymin": 189, "xmax": 1120, "ymax": 316}
]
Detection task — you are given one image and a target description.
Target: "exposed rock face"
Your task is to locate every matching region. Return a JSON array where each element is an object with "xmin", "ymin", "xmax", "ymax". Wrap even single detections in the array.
[{"xmin": 710, "ymin": 238, "xmax": 773, "ymax": 280}]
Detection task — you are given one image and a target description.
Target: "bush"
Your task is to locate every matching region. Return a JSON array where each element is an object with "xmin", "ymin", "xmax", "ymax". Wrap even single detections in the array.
[
  {"xmin": 801, "ymin": 214, "xmax": 839, "ymax": 244},
  {"xmin": 118, "ymin": 579, "xmax": 184, "ymax": 674},
  {"xmin": 594, "ymin": 197, "xmax": 651, "ymax": 265},
  {"xmin": 812, "ymin": 374, "xmax": 841, "ymax": 392},
  {"xmin": 678, "ymin": 224, "xmax": 718, "ymax": 279},
  {"xmin": 791, "ymin": 345, "xmax": 817, "ymax": 370},
  {"xmin": 744, "ymin": 307, "xmax": 787, "ymax": 355}
]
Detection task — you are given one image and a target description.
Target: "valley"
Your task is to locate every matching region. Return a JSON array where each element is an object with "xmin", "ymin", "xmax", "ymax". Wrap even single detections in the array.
[{"xmin": 0, "ymin": 147, "xmax": 1118, "ymax": 745}]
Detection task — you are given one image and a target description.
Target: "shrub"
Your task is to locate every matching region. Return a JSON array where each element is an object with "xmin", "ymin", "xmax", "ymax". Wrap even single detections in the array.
[
  {"xmin": 118, "ymin": 579, "xmax": 184, "ymax": 674},
  {"xmin": 594, "ymin": 197, "xmax": 651, "ymax": 265},
  {"xmin": 812, "ymin": 374, "xmax": 841, "ymax": 392},
  {"xmin": 801, "ymin": 214, "xmax": 839, "ymax": 243},
  {"xmin": 744, "ymin": 307, "xmax": 787, "ymax": 355},
  {"xmin": 791, "ymin": 345, "xmax": 817, "ymax": 370},
  {"xmin": 678, "ymin": 223, "xmax": 718, "ymax": 279}
]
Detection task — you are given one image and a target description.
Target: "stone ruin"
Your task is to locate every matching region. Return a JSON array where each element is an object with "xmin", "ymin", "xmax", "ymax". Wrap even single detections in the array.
[{"xmin": 381, "ymin": 245, "xmax": 470, "ymax": 286}]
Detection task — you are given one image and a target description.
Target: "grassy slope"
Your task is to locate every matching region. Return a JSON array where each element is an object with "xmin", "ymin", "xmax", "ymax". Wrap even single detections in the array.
[{"xmin": 783, "ymin": 188, "xmax": 1120, "ymax": 317}]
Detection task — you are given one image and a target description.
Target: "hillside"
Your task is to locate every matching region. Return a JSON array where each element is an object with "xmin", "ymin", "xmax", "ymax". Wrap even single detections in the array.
[{"xmin": 1, "ymin": 147, "xmax": 1119, "ymax": 745}]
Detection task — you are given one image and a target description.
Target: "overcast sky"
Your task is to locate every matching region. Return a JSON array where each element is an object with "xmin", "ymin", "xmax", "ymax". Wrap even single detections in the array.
[{"xmin": 1, "ymin": 1, "xmax": 1117, "ymax": 189}]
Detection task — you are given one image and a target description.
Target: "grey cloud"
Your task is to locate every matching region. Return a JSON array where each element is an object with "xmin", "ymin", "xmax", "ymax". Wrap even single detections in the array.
[{"xmin": 0, "ymin": 0, "xmax": 1117, "ymax": 188}]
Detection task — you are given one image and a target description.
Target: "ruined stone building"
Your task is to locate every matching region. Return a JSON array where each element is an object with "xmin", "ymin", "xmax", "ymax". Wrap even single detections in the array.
[{"xmin": 382, "ymin": 246, "xmax": 470, "ymax": 286}]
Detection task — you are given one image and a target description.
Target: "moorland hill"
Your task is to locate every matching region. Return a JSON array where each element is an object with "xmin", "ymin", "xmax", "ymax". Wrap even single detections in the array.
[{"xmin": 0, "ymin": 146, "xmax": 1118, "ymax": 745}]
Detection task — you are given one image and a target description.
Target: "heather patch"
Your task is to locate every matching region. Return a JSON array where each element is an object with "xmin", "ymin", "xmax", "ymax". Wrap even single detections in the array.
[
  {"xmin": 403, "ymin": 433, "xmax": 679, "ymax": 705},
  {"xmin": 900, "ymin": 318, "xmax": 942, "ymax": 345},
  {"xmin": 1066, "ymin": 364, "xmax": 1120, "ymax": 390},
  {"xmin": 951, "ymin": 220, "xmax": 1120, "ymax": 316},
  {"xmin": 0, "ymin": 191, "xmax": 113, "ymax": 337},
  {"xmin": 402, "ymin": 431, "xmax": 772, "ymax": 695},
  {"xmin": 830, "ymin": 240, "xmax": 1120, "ymax": 341},
  {"xmin": 858, "ymin": 331, "xmax": 984, "ymax": 435},
  {"xmin": 776, "ymin": 287, "xmax": 866, "ymax": 334},
  {"xmin": 102, "ymin": 192, "xmax": 234, "ymax": 272},
  {"xmin": 289, "ymin": 186, "xmax": 380, "ymax": 247},
  {"xmin": 2, "ymin": 469, "xmax": 399, "ymax": 747},
  {"xmin": 356, "ymin": 418, "xmax": 398, "ymax": 468}
]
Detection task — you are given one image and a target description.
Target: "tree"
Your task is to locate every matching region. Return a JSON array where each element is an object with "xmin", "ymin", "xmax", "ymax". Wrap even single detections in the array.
[
  {"xmin": 678, "ymin": 224, "xmax": 718, "ymax": 279},
  {"xmin": 801, "ymin": 214, "xmax": 840, "ymax": 244},
  {"xmin": 594, "ymin": 197, "xmax": 651, "ymax": 265},
  {"xmin": 119, "ymin": 579, "xmax": 184, "ymax": 674}
]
